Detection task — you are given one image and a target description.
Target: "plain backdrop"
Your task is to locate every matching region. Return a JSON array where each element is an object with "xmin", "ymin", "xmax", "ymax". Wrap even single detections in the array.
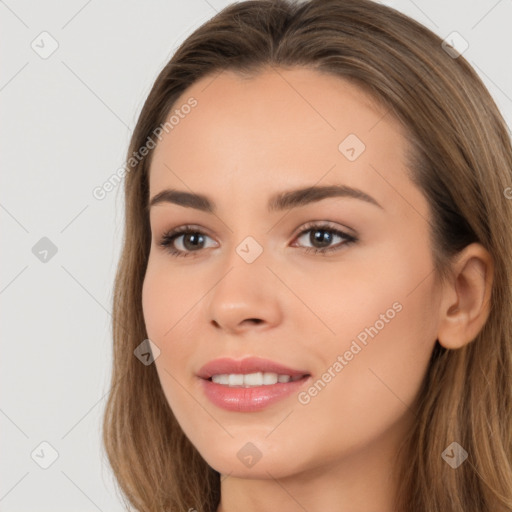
[{"xmin": 1, "ymin": 0, "xmax": 511, "ymax": 510}]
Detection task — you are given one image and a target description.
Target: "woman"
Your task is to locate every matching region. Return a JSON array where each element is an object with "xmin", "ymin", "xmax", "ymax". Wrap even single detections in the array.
[{"xmin": 102, "ymin": 1, "xmax": 512, "ymax": 510}]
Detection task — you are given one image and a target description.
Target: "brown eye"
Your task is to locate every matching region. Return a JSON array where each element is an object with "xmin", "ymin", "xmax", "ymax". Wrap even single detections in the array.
[
  {"xmin": 293, "ymin": 223, "xmax": 357, "ymax": 255},
  {"xmin": 159, "ymin": 225, "xmax": 217, "ymax": 258}
]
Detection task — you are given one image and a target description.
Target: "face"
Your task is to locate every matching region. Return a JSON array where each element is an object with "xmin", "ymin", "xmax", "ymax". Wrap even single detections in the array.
[{"xmin": 142, "ymin": 67, "xmax": 442, "ymax": 479}]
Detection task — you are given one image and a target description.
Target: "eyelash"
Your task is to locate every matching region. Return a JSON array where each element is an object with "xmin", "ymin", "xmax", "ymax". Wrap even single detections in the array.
[{"xmin": 157, "ymin": 222, "xmax": 358, "ymax": 258}]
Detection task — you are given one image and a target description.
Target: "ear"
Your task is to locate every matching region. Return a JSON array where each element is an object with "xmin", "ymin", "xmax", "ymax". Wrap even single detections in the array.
[{"xmin": 437, "ymin": 243, "xmax": 494, "ymax": 350}]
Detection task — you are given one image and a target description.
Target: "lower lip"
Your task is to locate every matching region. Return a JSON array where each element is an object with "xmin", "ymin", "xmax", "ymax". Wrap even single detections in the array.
[{"xmin": 199, "ymin": 375, "xmax": 311, "ymax": 412}]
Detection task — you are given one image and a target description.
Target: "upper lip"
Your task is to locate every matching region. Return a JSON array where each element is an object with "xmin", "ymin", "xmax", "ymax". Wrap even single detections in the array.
[{"xmin": 197, "ymin": 356, "xmax": 310, "ymax": 379}]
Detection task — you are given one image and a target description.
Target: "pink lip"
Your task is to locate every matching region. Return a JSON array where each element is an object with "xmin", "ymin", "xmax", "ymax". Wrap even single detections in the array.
[
  {"xmin": 197, "ymin": 356, "xmax": 309, "ymax": 379},
  {"xmin": 197, "ymin": 356, "xmax": 311, "ymax": 412}
]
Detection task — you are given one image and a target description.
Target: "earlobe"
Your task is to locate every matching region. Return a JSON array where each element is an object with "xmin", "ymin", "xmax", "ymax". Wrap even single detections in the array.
[{"xmin": 436, "ymin": 243, "xmax": 494, "ymax": 350}]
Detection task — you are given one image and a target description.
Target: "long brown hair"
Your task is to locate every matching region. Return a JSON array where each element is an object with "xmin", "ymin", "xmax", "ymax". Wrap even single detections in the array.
[{"xmin": 102, "ymin": 1, "xmax": 512, "ymax": 510}]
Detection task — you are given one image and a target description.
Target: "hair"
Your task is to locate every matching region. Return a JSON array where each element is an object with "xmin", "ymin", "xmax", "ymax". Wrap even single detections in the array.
[{"xmin": 101, "ymin": 0, "xmax": 512, "ymax": 510}]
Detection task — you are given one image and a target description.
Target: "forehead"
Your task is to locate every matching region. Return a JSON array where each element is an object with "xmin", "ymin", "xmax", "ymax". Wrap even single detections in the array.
[{"xmin": 148, "ymin": 67, "xmax": 425, "ymax": 218}]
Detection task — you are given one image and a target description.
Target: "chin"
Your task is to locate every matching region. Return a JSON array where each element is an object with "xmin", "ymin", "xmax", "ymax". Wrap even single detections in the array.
[{"xmin": 194, "ymin": 436, "xmax": 308, "ymax": 480}]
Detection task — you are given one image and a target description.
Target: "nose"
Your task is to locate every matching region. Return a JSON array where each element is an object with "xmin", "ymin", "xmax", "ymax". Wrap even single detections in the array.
[
  {"xmin": 207, "ymin": 260, "xmax": 284, "ymax": 335},
  {"xmin": 212, "ymin": 316, "xmax": 263, "ymax": 329}
]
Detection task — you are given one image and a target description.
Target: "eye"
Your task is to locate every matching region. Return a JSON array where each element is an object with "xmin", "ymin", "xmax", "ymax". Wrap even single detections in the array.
[
  {"xmin": 292, "ymin": 221, "xmax": 357, "ymax": 255},
  {"xmin": 157, "ymin": 222, "xmax": 357, "ymax": 258},
  {"xmin": 158, "ymin": 225, "xmax": 217, "ymax": 258}
]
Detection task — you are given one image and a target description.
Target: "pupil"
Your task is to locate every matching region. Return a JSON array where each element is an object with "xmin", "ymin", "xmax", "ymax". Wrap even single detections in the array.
[
  {"xmin": 184, "ymin": 233, "xmax": 203, "ymax": 250},
  {"xmin": 312, "ymin": 229, "xmax": 332, "ymax": 248}
]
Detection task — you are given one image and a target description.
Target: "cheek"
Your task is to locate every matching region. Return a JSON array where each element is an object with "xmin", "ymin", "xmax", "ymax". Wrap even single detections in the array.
[
  {"xmin": 142, "ymin": 256, "xmax": 202, "ymax": 340},
  {"xmin": 141, "ymin": 259, "xmax": 194, "ymax": 389},
  {"xmin": 299, "ymin": 271, "xmax": 438, "ymax": 454},
  {"xmin": 141, "ymin": 263, "xmax": 194, "ymax": 419},
  {"xmin": 142, "ymin": 255, "xmax": 209, "ymax": 390},
  {"xmin": 292, "ymin": 244, "xmax": 438, "ymax": 441}
]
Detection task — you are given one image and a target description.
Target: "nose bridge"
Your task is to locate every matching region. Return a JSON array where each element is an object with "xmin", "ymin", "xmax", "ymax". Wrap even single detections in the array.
[
  {"xmin": 218, "ymin": 202, "xmax": 271, "ymax": 267},
  {"xmin": 210, "ymin": 193, "xmax": 285, "ymax": 280},
  {"xmin": 217, "ymin": 230, "xmax": 271, "ymax": 297}
]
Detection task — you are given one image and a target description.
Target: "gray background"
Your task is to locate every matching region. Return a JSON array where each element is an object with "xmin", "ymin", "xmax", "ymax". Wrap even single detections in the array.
[{"xmin": 1, "ymin": 0, "xmax": 511, "ymax": 510}]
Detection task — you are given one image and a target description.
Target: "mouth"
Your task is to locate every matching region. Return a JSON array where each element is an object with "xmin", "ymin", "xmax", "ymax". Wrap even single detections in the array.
[
  {"xmin": 205, "ymin": 372, "xmax": 309, "ymax": 387},
  {"xmin": 196, "ymin": 356, "xmax": 312, "ymax": 412},
  {"xmin": 197, "ymin": 355, "xmax": 310, "ymax": 381}
]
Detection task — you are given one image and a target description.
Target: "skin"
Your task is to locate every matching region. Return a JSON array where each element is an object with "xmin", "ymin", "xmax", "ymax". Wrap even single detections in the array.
[{"xmin": 142, "ymin": 67, "xmax": 493, "ymax": 512}]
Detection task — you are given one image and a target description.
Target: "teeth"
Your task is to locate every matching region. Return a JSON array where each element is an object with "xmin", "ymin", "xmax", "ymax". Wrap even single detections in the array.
[
  {"xmin": 263, "ymin": 372, "xmax": 278, "ymax": 385},
  {"xmin": 210, "ymin": 372, "xmax": 304, "ymax": 387},
  {"xmin": 228, "ymin": 374, "xmax": 244, "ymax": 386},
  {"xmin": 245, "ymin": 372, "xmax": 266, "ymax": 386}
]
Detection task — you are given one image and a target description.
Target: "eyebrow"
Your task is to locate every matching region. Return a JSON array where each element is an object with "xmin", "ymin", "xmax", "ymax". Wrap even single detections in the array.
[{"xmin": 147, "ymin": 184, "xmax": 383, "ymax": 213}]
